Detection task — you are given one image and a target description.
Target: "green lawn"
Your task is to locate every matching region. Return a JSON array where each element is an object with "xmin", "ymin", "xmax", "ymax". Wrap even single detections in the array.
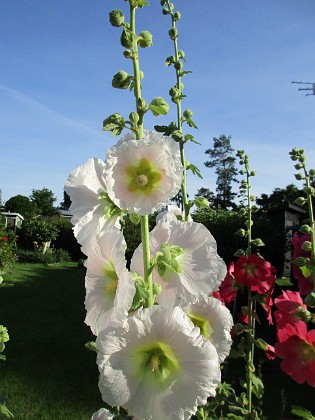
[
  {"xmin": 0, "ymin": 263, "xmax": 103, "ymax": 419},
  {"xmin": 1, "ymin": 264, "xmax": 315, "ymax": 419}
]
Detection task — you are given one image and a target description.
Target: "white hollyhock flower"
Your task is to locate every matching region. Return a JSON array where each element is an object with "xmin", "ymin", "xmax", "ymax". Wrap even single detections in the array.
[
  {"xmin": 131, "ymin": 217, "xmax": 227, "ymax": 305},
  {"xmin": 91, "ymin": 408, "xmax": 114, "ymax": 420},
  {"xmin": 156, "ymin": 204, "xmax": 183, "ymax": 224},
  {"xmin": 96, "ymin": 305, "xmax": 220, "ymax": 420},
  {"xmin": 104, "ymin": 131, "xmax": 183, "ymax": 215},
  {"xmin": 64, "ymin": 158, "xmax": 122, "ymax": 248},
  {"xmin": 182, "ymin": 295, "xmax": 233, "ymax": 363},
  {"xmin": 83, "ymin": 228, "xmax": 135, "ymax": 336}
]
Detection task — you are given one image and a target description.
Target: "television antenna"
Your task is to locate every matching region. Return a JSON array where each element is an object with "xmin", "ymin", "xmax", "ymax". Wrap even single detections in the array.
[{"xmin": 292, "ymin": 81, "xmax": 315, "ymax": 96}]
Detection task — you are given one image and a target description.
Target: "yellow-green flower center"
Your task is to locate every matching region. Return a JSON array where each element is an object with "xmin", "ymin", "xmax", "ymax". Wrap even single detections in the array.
[
  {"xmin": 126, "ymin": 158, "xmax": 162, "ymax": 195},
  {"xmin": 103, "ymin": 261, "xmax": 118, "ymax": 299},
  {"xmin": 132, "ymin": 341, "xmax": 180, "ymax": 387},
  {"xmin": 187, "ymin": 313, "xmax": 212, "ymax": 340}
]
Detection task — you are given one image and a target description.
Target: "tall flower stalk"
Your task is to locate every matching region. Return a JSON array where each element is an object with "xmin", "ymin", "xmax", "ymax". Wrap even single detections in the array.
[
  {"xmin": 290, "ymin": 148, "xmax": 315, "ymax": 297},
  {"xmin": 158, "ymin": 1, "xmax": 202, "ymax": 222}
]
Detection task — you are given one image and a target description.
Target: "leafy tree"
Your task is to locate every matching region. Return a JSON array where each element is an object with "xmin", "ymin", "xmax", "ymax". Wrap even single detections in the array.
[
  {"xmin": 4, "ymin": 195, "xmax": 37, "ymax": 219},
  {"xmin": 30, "ymin": 188, "xmax": 57, "ymax": 216},
  {"xmin": 204, "ymin": 134, "xmax": 238, "ymax": 209},
  {"xmin": 59, "ymin": 191, "xmax": 71, "ymax": 210},
  {"xmin": 256, "ymin": 184, "xmax": 303, "ymax": 210}
]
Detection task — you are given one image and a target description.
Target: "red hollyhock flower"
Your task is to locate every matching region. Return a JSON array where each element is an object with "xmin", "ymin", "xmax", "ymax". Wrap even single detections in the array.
[
  {"xmin": 274, "ymin": 290, "xmax": 308, "ymax": 329},
  {"xmin": 2, "ymin": 237, "xmax": 7, "ymax": 241},
  {"xmin": 275, "ymin": 321, "xmax": 315, "ymax": 387},
  {"xmin": 233, "ymin": 254, "xmax": 275, "ymax": 294},
  {"xmin": 292, "ymin": 232, "xmax": 313, "ymax": 295},
  {"xmin": 219, "ymin": 262, "xmax": 240, "ymax": 304}
]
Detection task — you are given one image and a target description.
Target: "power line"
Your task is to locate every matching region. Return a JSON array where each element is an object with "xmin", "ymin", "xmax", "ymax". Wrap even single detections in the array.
[{"xmin": 292, "ymin": 81, "xmax": 315, "ymax": 96}]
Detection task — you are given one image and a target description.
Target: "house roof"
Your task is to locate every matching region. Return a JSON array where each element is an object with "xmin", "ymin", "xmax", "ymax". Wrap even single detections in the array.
[{"xmin": 1, "ymin": 212, "xmax": 24, "ymax": 220}]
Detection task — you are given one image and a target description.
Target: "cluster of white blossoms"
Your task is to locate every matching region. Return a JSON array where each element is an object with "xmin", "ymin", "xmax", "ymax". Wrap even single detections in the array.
[{"xmin": 65, "ymin": 131, "xmax": 233, "ymax": 420}]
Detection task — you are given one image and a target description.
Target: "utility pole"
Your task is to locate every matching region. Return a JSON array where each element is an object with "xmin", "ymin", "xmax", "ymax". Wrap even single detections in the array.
[{"xmin": 292, "ymin": 81, "xmax": 315, "ymax": 96}]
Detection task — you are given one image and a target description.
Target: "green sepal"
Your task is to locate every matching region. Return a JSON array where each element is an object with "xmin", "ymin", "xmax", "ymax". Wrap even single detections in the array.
[
  {"xmin": 130, "ymin": 278, "xmax": 149, "ymax": 311},
  {"xmin": 120, "ymin": 25, "xmax": 133, "ymax": 48},
  {"xmin": 234, "ymin": 228, "xmax": 246, "ymax": 237}
]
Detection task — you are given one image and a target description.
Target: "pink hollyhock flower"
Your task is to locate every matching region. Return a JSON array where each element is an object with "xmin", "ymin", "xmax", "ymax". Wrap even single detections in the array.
[
  {"xmin": 233, "ymin": 254, "xmax": 275, "ymax": 294},
  {"xmin": 265, "ymin": 343, "xmax": 276, "ymax": 360},
  {"xmin": 274, "ymin": 290, "xmax": 308, "ymax": 329},
  {"xmin": 292, "ymin": 232, "xmax": 313, "ymax": 295},
  {"xmin": 275, "ymin": 321, "xmax": 315, "ymax": 387},
  {"xmin": 219, "ymin": 262, "xmax": 240, "ymax": 304}
]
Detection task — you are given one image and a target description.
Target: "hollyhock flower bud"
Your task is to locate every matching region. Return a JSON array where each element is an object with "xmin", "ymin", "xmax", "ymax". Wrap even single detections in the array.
[
  {"xmin": 149, "ymin": 96, "xmax": 169, "ymax": 116},
  {"xmin": 112, "ymin": 70, "xmax": 131, "ymax": 89},
  {"xmin": 109, "ymin": 10, "xmax": 125, "ymax": 27},
  {"xmin": 174, "ymin": 11, "xmax": 181, "ymax": 20},
  {"xmin": 168, "ymin": 27, "xmax": 178, "ymax": 40},
  {"xmin": 138, "ymin": 30, "xmax": 153, "ymax": 48},
  {"xmin": 121, "ymin": 26, "xmax": 133, "ymax": 48}
]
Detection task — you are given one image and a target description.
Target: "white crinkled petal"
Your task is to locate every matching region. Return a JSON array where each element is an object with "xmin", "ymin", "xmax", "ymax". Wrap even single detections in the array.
[
  {"xmin": 96, "ymin": 306, "xmax": 220, "ymax": 420},
  {"xmin": 104, "ymin": 131, "xmax": 183, "ymax": 215},
  {"xmin": 64, "ymin": 158, "xmax": 119, "ymax": 248},
  {"xmin": 131, "ymin": 218, "xmax": 226, "ymax": 305},
  {"xmin": 183, "ymin": 295, "xmax": 233, "ymax": 363},
  {"xmin": 83, "ymin": 228, "xmax": 135, "ymax": 335}
]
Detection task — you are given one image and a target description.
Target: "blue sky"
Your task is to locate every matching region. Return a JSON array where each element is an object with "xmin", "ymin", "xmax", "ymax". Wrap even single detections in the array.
[{"xmin": 1, "ymin": 0, "xmax": 315, "ymax": 206}]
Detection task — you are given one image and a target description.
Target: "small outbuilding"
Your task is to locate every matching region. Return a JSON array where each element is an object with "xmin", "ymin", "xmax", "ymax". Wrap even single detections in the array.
[{"xmin": 1, "ymin": 212, "xmax": 24, "ymax": 232}]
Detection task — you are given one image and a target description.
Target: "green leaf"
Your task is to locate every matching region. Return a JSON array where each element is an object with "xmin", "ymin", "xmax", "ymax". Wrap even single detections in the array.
[
  {"xmin": 291, "ymin": 405, "xmax": 315, "ymax": 419},
  {"xmin": 300, "ymin": 265, "xmax": 313, "ymax": 278},
  {"xmin": 0, "ymin": 402, "xmax": 14, "ymax": 418},
  {"xmin": 251, "ymin": 374, "xmax": 264, "ymax": 399},
  {"xmin": 304, "ymin": 291, "xmax": 315, "ymax": 308},
  {"xmin": 186, "ymin": 163, "xmax": 203, "ymax": 179},
  {"xmin": 184, "ymin": 134, "xmax": 201, "ymax": 145},
  {"xmin": 85, "ymin": 341, "xmax": 98, "ymax": 353}
]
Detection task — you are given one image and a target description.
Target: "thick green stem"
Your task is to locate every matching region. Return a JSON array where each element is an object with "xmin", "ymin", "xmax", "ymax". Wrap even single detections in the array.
[{"xmin": 129, "ymin": 3, "xmax": 153, "ymax": 306}]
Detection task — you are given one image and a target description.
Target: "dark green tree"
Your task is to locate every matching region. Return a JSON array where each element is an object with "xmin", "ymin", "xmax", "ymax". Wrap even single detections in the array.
[
  {"xmin": 59, "ymin": 191, "xmax": 72, "ymax": 210},
  {"xmin": 204, "ymin": 134, "xmax": 238, "ymax": 209},
  {"xmin": 30, "ymin": 188, "xmax": 57, "ymax": 216},
  {"xmin": 4, "ymin": 195, "xmax": 37, "ymax": 219},
  {"xmin": 256, "ymin": 184, "xmax": 303, "ymax": 210}
]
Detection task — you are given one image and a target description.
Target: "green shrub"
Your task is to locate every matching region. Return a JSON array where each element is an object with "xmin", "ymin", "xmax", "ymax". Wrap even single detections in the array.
[{"xmin": 16, "ymin": 248, "xmax": 71, "ymax": 264}]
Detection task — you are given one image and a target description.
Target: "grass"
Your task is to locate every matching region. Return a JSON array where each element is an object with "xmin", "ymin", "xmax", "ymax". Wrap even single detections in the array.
[
  {"xmin": 0, "ymin": 263, "xmax": 103, "ymax": 419},
  {"xmin": 1, "ymin": 264, "xmax": 315, "ymax": 419}
]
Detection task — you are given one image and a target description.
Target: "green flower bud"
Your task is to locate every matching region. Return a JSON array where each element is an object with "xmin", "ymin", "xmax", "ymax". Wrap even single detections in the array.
[
  {"xmin": 112, "ymin": 70, "xmax": 131, "ymax": 89},
  {"xmin": 162, "ymin": 7, "xmax": 169, "ymax": 15},
  {"xmin": 102, "ymin": 113, "xmax": 126, "ymax": 135},
  {"xmin": 160, "ymin": 0, "xmax": 168, "ymax": 5},
  {"xmin": 178, "ymin": 50, "xmax": 185, "ymax": 60},
  {"xmin": 234, "ymin": 248, "xmax": 245, "ymax": 257},
  {"xmin": 183, "ymin": 109, "xmax": 193, "ymax": 119},
  {"xmin": 299, "ymin": 224, "xmax": 312, "ymax": 234},
  {"xmin": 174, "ymin": 60, "xmax": 183, "ymax": 70},
  {"xmin": 250, "ymin": 171, "xmax": 256, "ymax": 176},
  {"xmin": 292, "ymin": 256, "xmax": 308, "ymax": 267},
  {"xmin": 294, "ymin": 196, "xmax": 307, "ymax": 206},
  {"xmin": 121, "ymin": 26, "xmax": 133, "ymax": 48},
  {"xmin": 165, "ymin": 56, "xmax": 175, "ymax": 66},
  {"xmin": 174, "ymin": 11, "xmax": 181, "ymax": 20},
  {"xmin": 251, "ymin": 238, "xmax": 265, "ymax": 247},
  {"xmin": 168, "ymin": 28, "xmax": 178, "ymax": 40},
  {"xmin": 309, "ymin": 168, "xmax": 315, "ymax": 176},
  {"xmin": 194, "ymin": 196, "xmax": 209, "ymax": 209},
  {"xmin": 123, "ymin": 50, "xmax": 133, "ymax": 59},
  {"xmin": 149, "ymin": 97, "xmax": 169, "ymax": 116},
  {"xmin": 294, "ymin": 173, "xmax": 304, "ymax": 180},
  {"xmin": 153, "ymin": 283, "xmax": 162, "ymax": 296},
  {"xmin": 138, "ymin": 30, "xmax": 153, "ymax": 48},
  {"xmin": 234, "ymin": 228, "xmax": 246, "ymax": 237},
  {"xmin": 109, "ymin": 10, "xmax": 125, "ymax": 27},
  {"xmin": 294, "ymin": 162, "xmax": 303, "ymax": 170},
  {"xmin": 302, "ymin": 241, "xmax": 312, "ymax": 251},
  {"xmin": 129, "ymin": 112, "xmax": 139, "ymax": 125},
  {"xmin": 239, "ymin": 160, "xmax": 244, "ymax": 165}
]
